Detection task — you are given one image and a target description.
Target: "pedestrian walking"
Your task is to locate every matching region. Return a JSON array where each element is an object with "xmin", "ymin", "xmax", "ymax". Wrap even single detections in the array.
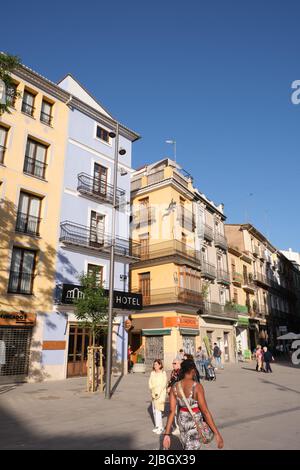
[
  {"xmin": 213, "ymin": 343, "xmax": 223, "ymax": 369},
  {"xmin": 176, "ymin": 349, "xmax": 185, "ymax": 361},
  {"xmin": 195, "ymin": 347, "xmax": 207, "ymax": 377},
  {"xmin": 263, "ymin": 346, "xmax": 274, "ymax": 373},
  {"xmin": 255, "ymin": 345, "xmax": 263, "ymax": 372},
  {"xmin": 149, "ymin": 359, "xmax": 168, "ymax": 435},
  {"xmin": 163, "ymin": 359, "xmax": 224, "ymax": 450},
  {"xmin": 167, "ymin": 359, "xmax": 181, "ymax": 435}
]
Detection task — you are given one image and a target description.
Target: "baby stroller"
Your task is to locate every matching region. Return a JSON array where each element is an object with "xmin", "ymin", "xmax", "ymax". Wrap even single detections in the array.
[{"xmin": 204, "ymin": 361, "xmax": 216, "ymax": 381}]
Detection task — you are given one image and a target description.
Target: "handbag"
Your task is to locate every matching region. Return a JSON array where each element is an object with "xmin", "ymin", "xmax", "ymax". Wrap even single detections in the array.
[{"xmin": 178, "ymin": 381, "xmax": 214, "ymax": 444}]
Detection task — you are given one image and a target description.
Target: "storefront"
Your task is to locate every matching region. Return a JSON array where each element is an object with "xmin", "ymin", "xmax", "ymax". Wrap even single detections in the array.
[
  {"xmin": 199, "ymin": 316, "xmax": 236, "ymax": 363},
  {"xmin": 0, "ymin": 312, "xmax": 36, "ymax": 384},
  {"xmin": 235, "ymin": 316, "xmax": 250, "ymax": 356}
]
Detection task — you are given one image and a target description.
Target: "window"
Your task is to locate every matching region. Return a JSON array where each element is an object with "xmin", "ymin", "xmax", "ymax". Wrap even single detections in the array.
[
  {"xmin": 16, "ymin": 192, "xmax": 42, "ymax": 236},
  {"xmin": 87, "ymin": 264, "xmax": 103, "ymax": 287},
  {"xmin": 138, "ymin": 272, "xmax": 150, "ymax": 305},
  {"xmin": 233, "ymin": 289, "xmax": 238, "ymax": 304},
  {"xmin": 6, "ymin": 83, "xmax": 18, "ymax": 108},
  {"xmin": 23, "ymin": 138, "xmax": 48, "ymax": 179},
  {"xmin": 40, "ymin": 100, "xmax": 53, "ymax": 126},
  {"xmin": 22, "ymin": 90, "xmax": 35, "ymax": 116},
  {"xmin": 0, "ymin": 126, "xmax": 8, "ymax": 164},
  {"xmin": 8, "ymin": 247, "xmax": 36, "ymax": 294},
  {"xmin": 96, "ymin": 125, "xmax": 110, "ymax": 143},
  {"xmin": 139, "ymin": 233, "xmax": 149, "ymax": 258}
]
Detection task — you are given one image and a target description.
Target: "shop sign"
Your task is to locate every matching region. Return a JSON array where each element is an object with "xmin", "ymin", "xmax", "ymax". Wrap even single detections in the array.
[
  {"xmin": 0, "ymin": 312, "xmax": 36, "ymax": 326},
  {"xmin": 237, "ymin": 316, "xmax": 250, "ymax": 327}
]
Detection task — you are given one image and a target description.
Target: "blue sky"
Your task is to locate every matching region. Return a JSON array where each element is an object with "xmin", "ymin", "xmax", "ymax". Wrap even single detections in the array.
[{"xmin": 2, "ymin": 0, "xmax": 300, "ymax": 250}]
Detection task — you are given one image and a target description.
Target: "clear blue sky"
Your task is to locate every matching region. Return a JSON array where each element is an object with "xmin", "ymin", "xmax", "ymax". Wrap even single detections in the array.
[{"xmin": 2, "ymin": 0, "xmax": 300, "ymax": 250}]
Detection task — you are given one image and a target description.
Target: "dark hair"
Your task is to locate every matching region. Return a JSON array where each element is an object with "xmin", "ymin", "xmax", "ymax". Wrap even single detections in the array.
[
  {"xmin": 179, "ymin": 349, "xmax": 184, "ymax": 353},
  {"xmin": 153, "ymin": 359, "xmax": 163, "ymax": 370},
  {"xmin": 178, "ymin": 359, "xmax": 197, "ymax": 380}
]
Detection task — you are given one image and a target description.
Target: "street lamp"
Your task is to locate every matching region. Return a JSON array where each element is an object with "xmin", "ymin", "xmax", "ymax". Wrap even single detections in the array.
[
  {"xmin": 105, "ymin": 124, "xmax": 127, "ymax": 399},
  {"xmin": 166, "ymin": 139, "xmax": 176, "ymax": 162},
  {"xmin": 0, "ymin": 79, "xmax": 7, "ymax": 105}
]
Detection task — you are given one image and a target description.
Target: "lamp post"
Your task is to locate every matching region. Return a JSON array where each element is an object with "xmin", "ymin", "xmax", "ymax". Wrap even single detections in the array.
[
  {"xmin": 166, "ymin": 139, "xmax": 176, "ymax": 162},
  {"xmin": 105, "ymin": 123, "xmax": 126, "ymax": 399}
]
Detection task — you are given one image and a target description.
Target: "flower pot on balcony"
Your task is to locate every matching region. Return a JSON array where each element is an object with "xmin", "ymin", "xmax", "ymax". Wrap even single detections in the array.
[{"xmin": 132, "ymin": 362, "xmax": 146, "ymax": 373}]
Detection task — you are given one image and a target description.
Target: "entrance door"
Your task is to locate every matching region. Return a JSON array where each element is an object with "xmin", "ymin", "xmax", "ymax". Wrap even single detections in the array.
[
  {"xmin": 0, "ymin": 327, "xmax": 32, "ymax": 384},
  {"xmin": 93, "ymin": 163, "xmax": 107, "ymax": 198},
  {"xmin": 139, "ymin": 272, "xmax": 150, "ymax": 305},
  {"xmin": 67, "ymin": 325, "xmax": 106, "ymax": 377},
  {"xmin": 182, "ymin": 336, "xmax": 195, "ymax": 356},
  {"xmin": 145, "ymin": 336, "xmax": 164, "ymax": 366},
  {"xmin": 223, "ymin": 332, "xmax": 230, "ymax": 362},
  {"xmin": 90, "ymin": 211, "xmax": 105, "ymax": 248}
]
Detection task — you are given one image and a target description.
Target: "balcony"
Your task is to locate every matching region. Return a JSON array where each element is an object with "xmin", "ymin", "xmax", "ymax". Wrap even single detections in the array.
[
  {"xmin": 198, "ymin": 301, "xmax": 238, "ymax": 320},
  {"xmin": 253, "ymin": 246, "xmax": 260, "ymax": 257},
  {"xmin": 255, "ymin": 304, "xmax": 268, "ymax": 318},
  {"xmin": 177, "ymin": 206, "xmax": 195, "ymax": 232},
  {"xmin": 77, "ymin": 173, "xmax": 125, "ymax": 206},
  {"xmin": 132, "ymin": 206, "xmax": 156, "ymax": 227},
  {"xmin": 8, "ymin": 271, "xmax": 34, "ymax": 295},
  {"xmin": 15, "ymin": 212, "xmax": 41, "ymax": 236},
  {"xmin": 23, "ymin": 156, "xmax": 47, "ymax": 179},
  {"xmin": 201, "ymin": 261, "xmax": 216, "ymax": 280},
  {"xmin": 232, "ymin": 271, "xmax": 243, "ymax": 286},
  {"xmin": 214, "ymin": 233, "xmax": 228, "ymax": 250},
  {"xmin": 242, "ymin": 274, "xmax": 256, "ymax": 293},
  {"xmin": 21, "ymin": 102, "xmax": 35, "ymax": 117},
  {"xmin": 131, "ymin": 239, "xmax": 201, "ymax": 266},
  {"xmin": 40, "ymin": 111, "xmax": 53, "ymax": 126},
  {"xmin": 131, "ymin": 286, "xmax": 203, "ymax": 307},
  {"xmin": 59, "ymin": 221, "xmax": 140, "ymax": 260},
  {"xmin": 0, "ymin": 145, "xmax": 6, "ymax": 164},
  {"xmin": 253, "ymin": 272, "xmax": 270, "ymax": 287},
  {"xmin": 217, "ymin": 269, "xmax": 231, "ymax": 285},
  {"xmin": 204, "ymin": 224, "xmax": 214, "ymax": 242}
]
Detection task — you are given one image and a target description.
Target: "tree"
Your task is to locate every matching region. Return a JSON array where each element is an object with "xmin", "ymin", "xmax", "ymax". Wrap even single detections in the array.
[
  {"xmin": 0, "ymin": 53, "xmax": 21, "ymax": 115},
  {"xmin": 74, "ymin": 273, "xmax": 109, "ymax": 346}
]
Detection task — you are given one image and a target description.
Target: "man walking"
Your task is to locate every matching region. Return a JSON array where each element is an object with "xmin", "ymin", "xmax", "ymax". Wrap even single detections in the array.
[
  {"xmin": 213, "ymin": 343, "xmax": 223, "ymax": 369},
  {"xmin": 263, "ymin": 346, "xmax": 274, "ymax": 373}
]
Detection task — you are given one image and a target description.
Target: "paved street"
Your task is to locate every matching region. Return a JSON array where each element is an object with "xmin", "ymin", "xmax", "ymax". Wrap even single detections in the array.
[{"xmin": 0, "ymin": 361, "xmax": 300, "ymax": 450}]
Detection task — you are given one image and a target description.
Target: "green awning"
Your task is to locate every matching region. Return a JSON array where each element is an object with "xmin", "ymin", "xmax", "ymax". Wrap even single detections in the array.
[
  {"xmin": 180, "ymin": 328, "xmax": 200, "ymax": 336},
  {"xmin": 142, "ymin": 328, "xmax": 171, "ymax": 336}
]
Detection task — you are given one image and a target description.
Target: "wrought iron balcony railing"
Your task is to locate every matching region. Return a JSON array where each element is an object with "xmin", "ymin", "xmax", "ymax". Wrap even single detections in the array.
[
  {"xmin": 132, "ymin": 206, "xmax": 156, "ymax": 226},
  {"xmin": 253, "ymin": 272, "xmax": 270, "ymax": 287},
  {"xmin": 15, "ymin": 212, "xmax": 41, "ymax": 236},
  {"xmin": 204, "ymin": 224, "xmax": 214, "ymax": 242},
  {"xmin": 21, "ymin": 102, "xmax": 35, "ymax": 116},
  {"xmin": 8, "ymin": 271, "xmax": 34, "ymax": 295},
  {"xmin": 177, "ymin": 206, "xmax": 195, "ymax": 232},
  {"xmin": 131, "ymin": 239, "xmax": 201, "ymax": 264},
  {"xmin": 217, "ymin": 269, "xmax": 231, "ymax": 285},
  {"xmin": 198, "ymin": 301, "xmax": 238, "ymax": 320},
  {"xmin": 23, "ymin": 155, "xmax": 47, "ymax": 179},
  {"xmin": 242, "ymin": 274, "xmax": 256, "ymax": 291},
  {"xmin": 0, "ymin": 145, "xmax": 6, "ymax": 164},
  {"xmin": 253, "ymin": 245, "xmax": 260, "ymax": 257},
  {"xmin": 40, "ymin": 111, "xmax": 53, "ymax": 126},
  {"xmin": 214, "ymin": 233, "xmax": 228, "ymax": 250},
  {"xmin": 201, "ymin": 261, "xmax": 216, "ymax": 279},
  {"xmin": 59, "ymin": 221, "xmax": 140, "ymax": 260},
  {"xmin": 131, "ymin": 286, "xmax": 203, "ymax": 307},
  {"xmin": 77, "ymin": 173, "xmax": 125, "ymax": 206}
]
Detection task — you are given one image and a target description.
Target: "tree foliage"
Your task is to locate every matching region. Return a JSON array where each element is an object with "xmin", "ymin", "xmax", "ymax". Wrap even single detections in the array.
[
  {"xmin": 74, "ymin": 273, "xmax": 109, "ymax": 346},
  {"xmin": 0, "ymin": 52, "xmax": 22, "ymax": 115}
]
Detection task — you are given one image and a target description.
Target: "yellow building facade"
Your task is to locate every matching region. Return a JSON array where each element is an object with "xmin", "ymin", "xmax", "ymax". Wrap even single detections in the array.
[
  {"xmin": 130, "ymin": 159, "xmax": 238, "ymax": 369},
  {"xmin": 0, "ymin": 64, "xmax": 69, "ymax": 383}
]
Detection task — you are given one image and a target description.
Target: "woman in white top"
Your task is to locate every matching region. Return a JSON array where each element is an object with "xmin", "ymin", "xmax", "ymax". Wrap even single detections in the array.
[{"xmin": 148, "ymin": 359, "xmax": 167, "ymax": 434}]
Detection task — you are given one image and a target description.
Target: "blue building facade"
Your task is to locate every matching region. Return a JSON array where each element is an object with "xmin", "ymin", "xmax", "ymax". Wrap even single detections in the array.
[{"xmin": 41, "ymin": 75, "xmax": 140, "ymax": 380}]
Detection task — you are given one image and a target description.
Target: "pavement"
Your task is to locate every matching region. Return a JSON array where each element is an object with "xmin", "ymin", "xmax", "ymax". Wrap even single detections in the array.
[{"xmin": 0, "ymin": 361, "xmax": 300, "ymax": 450}]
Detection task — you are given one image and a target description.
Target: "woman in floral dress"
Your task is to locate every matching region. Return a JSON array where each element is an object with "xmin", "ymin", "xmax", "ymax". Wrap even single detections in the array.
[{"xmin": 163, "ymin": 359, "xmax": 224, "ymax": 450}]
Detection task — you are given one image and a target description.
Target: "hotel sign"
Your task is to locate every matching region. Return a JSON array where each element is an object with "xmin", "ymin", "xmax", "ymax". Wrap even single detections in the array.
[{"xmin": 60, "ymin": 284, "xmax": 143, "ymax": 310}]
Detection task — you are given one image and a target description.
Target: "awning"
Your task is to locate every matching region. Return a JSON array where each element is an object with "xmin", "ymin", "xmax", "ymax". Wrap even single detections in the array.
[
  {"xmin": 180, "ymin": 328, "xmax": 199, "ymax": 336},
  {"xmin": 142, "ymin": 328, "xmax": 171, "ymax": 336},
  {"xmin": 237, "ymin": 316, "xmax": 250, "ymax": 327}
]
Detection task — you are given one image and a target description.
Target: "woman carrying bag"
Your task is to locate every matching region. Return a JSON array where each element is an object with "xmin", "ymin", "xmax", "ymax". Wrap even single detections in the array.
[
  {"xmin": 149, "ymin": 359, "xmax": 168, "ymax": 435},
  {"xmin": 163, "ymin": 359, "xmax": 224, "ymax": 450}
]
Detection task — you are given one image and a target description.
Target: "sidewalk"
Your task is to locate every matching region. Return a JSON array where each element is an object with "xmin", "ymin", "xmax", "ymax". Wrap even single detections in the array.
[{"xmin": 1, "ymin": 362, "xmax": 300, "ymax": 449}]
